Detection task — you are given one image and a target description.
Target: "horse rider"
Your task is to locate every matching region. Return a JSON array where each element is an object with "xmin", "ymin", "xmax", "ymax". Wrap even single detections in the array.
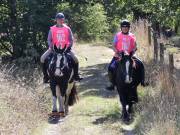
[
  {"xmin": 106, "ymin": 19, "xmax": 146, "ymax": 90},
  {"xmin": 40, "ymin": 12, "xmax": 83, "ymax": 83}
]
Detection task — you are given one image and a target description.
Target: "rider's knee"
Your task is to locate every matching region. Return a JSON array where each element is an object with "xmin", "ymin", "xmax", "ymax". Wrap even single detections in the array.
[
  {"xmin": 40, "ymin": 49, "xmax": 52, "ymax": 63},
  {"xmin": 133, "ymin": 56, "xmax": 142, "ymax": 63},
  {"xmin": 133, "ymin": 56, "xmax": 144, "ymax": 67},
  {"xmin": 74, "ymin": 57, "xmax": 78, "ymax": 63}
]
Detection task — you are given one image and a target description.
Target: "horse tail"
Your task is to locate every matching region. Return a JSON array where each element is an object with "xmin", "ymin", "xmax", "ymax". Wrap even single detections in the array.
[{"xmin": 68, "ymin": 83, "xmax": 79, "ymax": 106}]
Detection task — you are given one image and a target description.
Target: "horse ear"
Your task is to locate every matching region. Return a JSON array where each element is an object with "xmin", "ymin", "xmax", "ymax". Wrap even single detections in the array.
[
  {"xmin": 62, "ymin": 44, "xmax": 67, "ymax": 52},
  {"xmin": 57, "ymin": 45, "xmax": 67, "ymax": 54},
  {"xmin": 121, "ymin": 51, "xmax": 124, "ymax": 57},
  {"xmin": 129, "ymin": 51, "xmax": 134, "ymax": 57},
  {"xmin": 54, "ymin": 45, "xmax": 58, "ymax": 52}
]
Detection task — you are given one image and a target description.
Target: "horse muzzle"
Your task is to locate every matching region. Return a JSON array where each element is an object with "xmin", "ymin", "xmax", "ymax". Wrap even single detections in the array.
[
  {"xmin": 125, "ymin": 75, "xmax": 132, "ymax": 84},
  {"xmin": 55, "ymin": 69, "xmax": 63, "ymax": 77}
]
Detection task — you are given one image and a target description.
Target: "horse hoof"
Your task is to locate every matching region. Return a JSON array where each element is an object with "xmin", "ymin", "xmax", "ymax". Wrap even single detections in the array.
[
  {"xmin": 59, "ymin": 112, "xmax": 65, "ymax": 117},
  {"xmin": 65, "ymin": 108, "xmax": 69, "ymax": 115},
  {"xmin": 48, "ymin": 112, "xmax": 60, "ymax": 117},
  {"xmin": 121, "ymin": 113, "xmax": 130, "ymax": 124},
  {"xmin": 123, "ymin": 117, "xmax": 130, "ymax": 124},
  {"xmin": 65, "ymin": 110, "xmax": 69, "ymax": 115}
]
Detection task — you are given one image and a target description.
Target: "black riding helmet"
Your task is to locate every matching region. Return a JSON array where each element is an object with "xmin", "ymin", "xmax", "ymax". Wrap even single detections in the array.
[
  {"xmin": 120, "ymin": 19, "xmax": 130, "ymax": 27},
  {"xmin": 55, "ymin": 12, "xmax": 65, "ymax": 19}
]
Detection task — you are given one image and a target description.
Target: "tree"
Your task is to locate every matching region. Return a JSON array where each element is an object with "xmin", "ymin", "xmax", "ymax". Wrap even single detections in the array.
[
  {"xmin": 57, "ymin": 2, "xmax": 109, "ymax": 40},
  {"xmin": 0, "ymin": 0, "xmax": 58, "ymax": 59}
]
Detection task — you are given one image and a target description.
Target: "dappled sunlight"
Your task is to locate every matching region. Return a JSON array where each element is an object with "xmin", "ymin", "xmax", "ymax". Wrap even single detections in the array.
[
  {"xmin": 78, "ymin": 63, "xmax": 117, "ymax": 98},
  {"xmin": 135, "ymin": 69, "xmax": 180, "ymax": 134}
]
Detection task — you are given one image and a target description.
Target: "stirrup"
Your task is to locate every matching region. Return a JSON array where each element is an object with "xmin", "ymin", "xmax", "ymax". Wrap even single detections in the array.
[
  {"xmin": 74, "ymin": 75, "xmax": 83, "ymax": 81},
  {"xmin": 106, "ymin": 85, "xmax": 114, "ymax": 91}
]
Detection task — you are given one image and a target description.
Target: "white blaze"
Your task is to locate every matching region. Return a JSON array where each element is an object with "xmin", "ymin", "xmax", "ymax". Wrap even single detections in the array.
[
  {"xmin": 55, "ymin": 55, "xmax": 62, "ymax": 76},
  {"xmin": 125, "ymin": 60, "xmax": 131, "ymax": 83},
  {"xmin": 52, "ymin": 96, "xmax": 57, "ymax": 112}
]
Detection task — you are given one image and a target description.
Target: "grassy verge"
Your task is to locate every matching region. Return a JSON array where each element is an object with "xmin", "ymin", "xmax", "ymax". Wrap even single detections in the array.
[
  {"xmin": 0, "ymin": 65, "xmax": 51, "ymax": 135},
  {"xmin": 135, "ymin": 68, "xmax": 180, "ymax": 135}
]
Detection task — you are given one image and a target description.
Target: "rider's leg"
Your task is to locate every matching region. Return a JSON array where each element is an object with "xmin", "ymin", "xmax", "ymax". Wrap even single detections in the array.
[
  {"xmin": 40, "ymin": 48, "xmax": 52, "ymax": 83},
  {"xmin": 69, "ymin": 51, "xmax": 83, "ymax": 81},
  {"xmin": 106, "ymin": 70, "xmax": 115, "ymax": 90},
  {"xmin": 106, "ymin": 57, "xmax": 117, "ymax": 90},
  {"xmin": 132, "ymin": 56, "xmax": 146, "ymax": 86}
]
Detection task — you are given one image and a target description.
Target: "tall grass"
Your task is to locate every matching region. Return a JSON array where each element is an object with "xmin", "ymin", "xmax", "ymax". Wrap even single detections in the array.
[
  {"xmin": 131, "ymin": 20, "xmax": 180, "ymax": 135},
  {"xmin": 0, "ymin": 64, "xmax": 50, "ymax": 135},
  {"xmin": 131, "ymin": 19, "xmax": 153, "ymax": 62},
  {"xmin": 136, "ymin": 69, "xmax": 180, "ymax": 135}
]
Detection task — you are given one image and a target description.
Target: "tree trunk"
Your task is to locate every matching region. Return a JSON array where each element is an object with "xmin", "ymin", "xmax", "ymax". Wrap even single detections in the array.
[
  {"xmin": 7, "ymin": 0, "xmax": 21, "ymax": 58},
  {"xmin": 174, "ymin": 21, "xmax": 179, "ymax": 34}
]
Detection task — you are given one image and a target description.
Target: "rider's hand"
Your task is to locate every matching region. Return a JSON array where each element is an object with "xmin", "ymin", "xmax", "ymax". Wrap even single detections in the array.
[{"xmin": 117, "ymin": 51, "xmax": 124, "ymax": 58}]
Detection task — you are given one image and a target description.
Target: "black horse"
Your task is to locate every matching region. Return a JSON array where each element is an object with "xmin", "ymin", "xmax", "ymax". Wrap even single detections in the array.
[
  {"xmin": 115, "ymin": 52, "xmax": 142, "ymax": 122},
  {"xmin": 45, "ymin": 45, "xmax": 78, "ymax": 117}
]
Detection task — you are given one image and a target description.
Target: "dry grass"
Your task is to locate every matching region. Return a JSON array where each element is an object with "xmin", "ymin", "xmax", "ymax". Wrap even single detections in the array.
[
  {"xmin": 0, "ymin": 64, "xmax": 51, "ymax": 135},
  {"xmin": 135, "ymin": 68, "xmax": 180, "ymax": 135},
  {"xmin": 130, "ymin": 20, "xmax": 180, "ymax": 134},
  {"xmin": 131, "ymin": 19, "xmax": 153, "ymax": 62}
]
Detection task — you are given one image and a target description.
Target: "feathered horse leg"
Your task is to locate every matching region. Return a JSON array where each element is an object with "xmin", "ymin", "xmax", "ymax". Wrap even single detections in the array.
[
  {"xmin": 65, "ymin": 82, "xmax": 74, "ymax": 115},
  {"xmin": 56, "ymin": 85, "xmax": 65, "ymax": 117}
]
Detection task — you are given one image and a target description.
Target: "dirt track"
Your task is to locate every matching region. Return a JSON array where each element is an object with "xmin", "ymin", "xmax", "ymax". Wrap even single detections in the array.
[{"xmin": 38, "ymin": 44, "xmax": 136, "ymax": 135}]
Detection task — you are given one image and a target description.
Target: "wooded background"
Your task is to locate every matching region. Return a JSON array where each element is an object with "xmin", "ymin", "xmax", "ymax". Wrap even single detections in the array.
[{"xmin": 0, "ymin": 0, "xmax": 179, "ymax": 60}]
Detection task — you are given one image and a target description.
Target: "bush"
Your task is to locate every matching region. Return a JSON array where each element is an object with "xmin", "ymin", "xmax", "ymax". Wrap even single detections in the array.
[
  {"xmin": 79, "ymin": 4, "xmax": 109, "ymax": 40},
  {"xmin": 57, "ymin": 3, "xmax": 110, "ymax": 41}
]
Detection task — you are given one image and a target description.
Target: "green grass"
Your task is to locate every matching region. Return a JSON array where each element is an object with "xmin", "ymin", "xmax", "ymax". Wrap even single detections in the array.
[
  {"xmin": 166, "ymin": 46, "xmax": 180, "ymax": 54},
  {"xmin": 73, "ymin": 96, "xmax": 120, "ymax": 118},
  {"xmin": 56, "ymin": 96, "xmax": 124, "ymax": 135}
]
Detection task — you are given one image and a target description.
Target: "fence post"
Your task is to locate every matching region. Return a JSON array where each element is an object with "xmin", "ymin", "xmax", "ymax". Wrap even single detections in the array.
[
  {"xmin": 153, "ymin": 32, "xmax": 158, "ymax": 62},
  {"xmin": 160, "ymin": 43, "xmax": 164, "ymax": 64},
  {"xmin": 148, "ymin": 26, "xmax": 151, "ymax": 45},
  {"xmin": 169, "ymin": 53, "xmax": 174, "ymax": 74},
  {"xmin": 168, "ymin": 53, "xmax": 175, "ymax": 86}
]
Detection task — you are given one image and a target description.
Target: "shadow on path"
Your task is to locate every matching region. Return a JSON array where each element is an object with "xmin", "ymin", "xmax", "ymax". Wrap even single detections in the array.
[{"xmin": 79, "ymin": 63, "xmax": 117, "ymax": 98}]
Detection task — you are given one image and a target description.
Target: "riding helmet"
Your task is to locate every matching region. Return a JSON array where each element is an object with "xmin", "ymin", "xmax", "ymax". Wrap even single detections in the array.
[
  {"xmin": 55, "ymin": 13, "xmax": 65, "ymax": 19},
  {"xmin": 120, "ymin": 19, "xmax": 130, "ymax": 27}
]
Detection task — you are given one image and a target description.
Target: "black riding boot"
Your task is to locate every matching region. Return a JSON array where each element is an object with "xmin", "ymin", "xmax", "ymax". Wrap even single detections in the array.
[
  {"xmin": 106, "ymin": 57, "xmax": 118, "ymax": 91},
  {"xmin": 106, "ymin": 70, "xmax": 115, "ymax": 91},
  {"xmin": 42, "ymin": 63, "xmax": 49, "ymax": 83},
  {"xmin": 74, "ymin": 62, "xmax": 83, "ymax": 81}
]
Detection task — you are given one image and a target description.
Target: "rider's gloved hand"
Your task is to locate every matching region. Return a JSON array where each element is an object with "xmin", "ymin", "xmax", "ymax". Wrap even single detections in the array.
[{"xmin": 117, "ymin": 51, "xmax": 124, "ymax": 58}]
